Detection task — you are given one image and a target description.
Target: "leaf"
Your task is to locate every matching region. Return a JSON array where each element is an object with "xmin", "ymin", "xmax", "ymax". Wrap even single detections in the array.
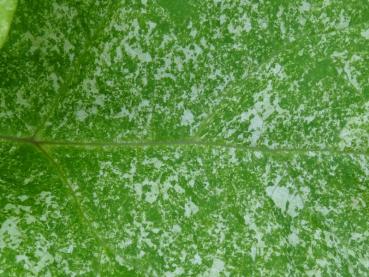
[
  {"xmin": 1, "ymin": 1, "xmax": 369, "ymax": 276},
  {"xmin": 0, "ymin": 0, "xmax": 17, "ymax": 48}
]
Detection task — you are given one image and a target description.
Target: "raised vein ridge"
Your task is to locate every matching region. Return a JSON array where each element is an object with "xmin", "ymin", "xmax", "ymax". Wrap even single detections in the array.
[{"xmin": 0, "ymin": 135, "xmax": 367, "ymax": 157}]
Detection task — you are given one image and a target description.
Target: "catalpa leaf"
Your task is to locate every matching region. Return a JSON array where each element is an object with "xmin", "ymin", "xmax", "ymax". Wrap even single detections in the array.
[{"xmin": 1, "ymin": 1, "xmax": 369, "ymax": 276}]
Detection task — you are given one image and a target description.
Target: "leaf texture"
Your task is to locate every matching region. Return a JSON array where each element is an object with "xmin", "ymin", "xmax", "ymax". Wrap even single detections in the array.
[
  {"xmin": 0, "ymin": 0, "xmax": 17, "ymax": 48},
  {"xmin": 1, "ymin": 1, "xmax": 369, "ymax": 276}
]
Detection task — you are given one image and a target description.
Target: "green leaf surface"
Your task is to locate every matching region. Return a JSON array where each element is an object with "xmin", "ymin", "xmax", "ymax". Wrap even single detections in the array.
[
  {"xmin": 1, "ymin": 1, "xmax": 369, "ymax": 276},
  {"xmin": 0, "ymin": 0, "xmax": 17, "ymax": 48}
]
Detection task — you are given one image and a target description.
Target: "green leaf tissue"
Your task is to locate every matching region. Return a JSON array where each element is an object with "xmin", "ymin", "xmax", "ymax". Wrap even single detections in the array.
[
  {"xmin": 0, "ymin": 0, "xmax": 17, "ymax": 48},
  {"xmin": 1, "ymin": 1, "xmax": 369, "ymax": 276}
]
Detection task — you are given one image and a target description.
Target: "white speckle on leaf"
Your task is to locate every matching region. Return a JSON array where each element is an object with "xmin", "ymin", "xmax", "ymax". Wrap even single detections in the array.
[
  {"xmin": 299, "ymin": 1, "xmax": 311, "ymax": 12},
  {"xmin": 94, "ymin": 95, "xmax": 105, "ymax": 106},
  {"xmin": 152, "ymin": 158, "xmax": 163, "ymax": 169},
  {"xmin": 25, "ymin": 215, "xmax": 36, "ymax": 225},
  {"xmin": 359, "ymin": 258, "xmax": 369, "ymax": 269},
  {"xmin": 18, "ymin": 195, "xmax": 29, "ymax": 202},
  {"xmin": 63, "ymin": 39, "xmax": 74, "ymax": 56},
  {"xmin": 192, "ymin": 253, "xmax": 202, "ymax": 265},
  {"xmin": 337, "ymin": 12, "xmax": 350, "ymax": 29},
  {"xmin": 181, "ymin": 110, "xmax": 194, "ymax": 126},
  {"xmin": 243, "ymin": 17, "xmax": 252, "ymax": 32},
  {"xmin": 343, "ymin": 57, "xmax": 361, "ymax": 91},
  {"xmin": 143, "ymin": 180, "xmax": 159, "ymax": 204},
  {"xmin": 271, "ymin": 63, "xmax": 285, "ymax": 79},
  {"xmin": 266, "ymin": 185, "xmax": 304, "ymax": 217},
  {"xmin": 139, "ymin": 99, "xmax": 150, "ymax": 108},
  {"xmin": 49, "ymin": 73, "xmax": 60, "ymax": 91},
  {"xmin": 238, "ymin": 82, "xmax": 286, "ymax": 146},
  {"xmin": 249, "ymin": 114, "xmax": 263, "ymax": 146},
  {"xmin": 184, "ymin": 199, "xmax": 199, "ymax": 217},
  {"xmin": 288, "ymin": 231, "xmax": 300, "ymax": 246},
  {"xmin": 16, "ymin": 91, "xmax": 30, "ymax": 107},
  {"xmin": 123, "ymin": 41, "xmax": 152, "ymax": 63},
  {"xmin": 338, "ymin": 102, "xmax": 369, "ymax": 149},
  {"xmin": 114, "ymin": 106, "xmax": 130, "ymax": 119},
  {"xmin": 172, "ymin": 224, "xmax": 181, "ymax": 233},
  {"xmin": 82, "ymin": 78, "xmax": 99, "ymax": 94},
  {"xmin": 209, "ymin": 258, "xmax": 225, "ymax": 276},
  {"xmin": 258, "ymin": 18, "xmax": 268, "ymax": 29},
  {"xmin": 250, "ymin": 245, "xmax": 257, "ymax": 261},
  {"xmin": 75, "ymin": 110, "xmax": 88, "ymax": 122},
  {"xmin": 0, "ymin": 217, "xmax": 21, "ymax": 250},
  {"xmin": 165, "ymin": 267, "xmax": 184, "ymax": 277},
  {"xmin": 115, "ymin": 255, "xmax": 125, "ymax": 265},
  {"xmin": 60, "ymin": 244, "xmax": 74, "ymax": 254},
  {"xmin": 361, "ymin": 28, "xmax": 369, "ymax": 39}
]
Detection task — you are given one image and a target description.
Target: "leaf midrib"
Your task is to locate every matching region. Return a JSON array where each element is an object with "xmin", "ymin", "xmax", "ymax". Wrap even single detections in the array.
[{"xmin": 0, "ymin": 135, "xmax": 367, "ymax": 157}]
